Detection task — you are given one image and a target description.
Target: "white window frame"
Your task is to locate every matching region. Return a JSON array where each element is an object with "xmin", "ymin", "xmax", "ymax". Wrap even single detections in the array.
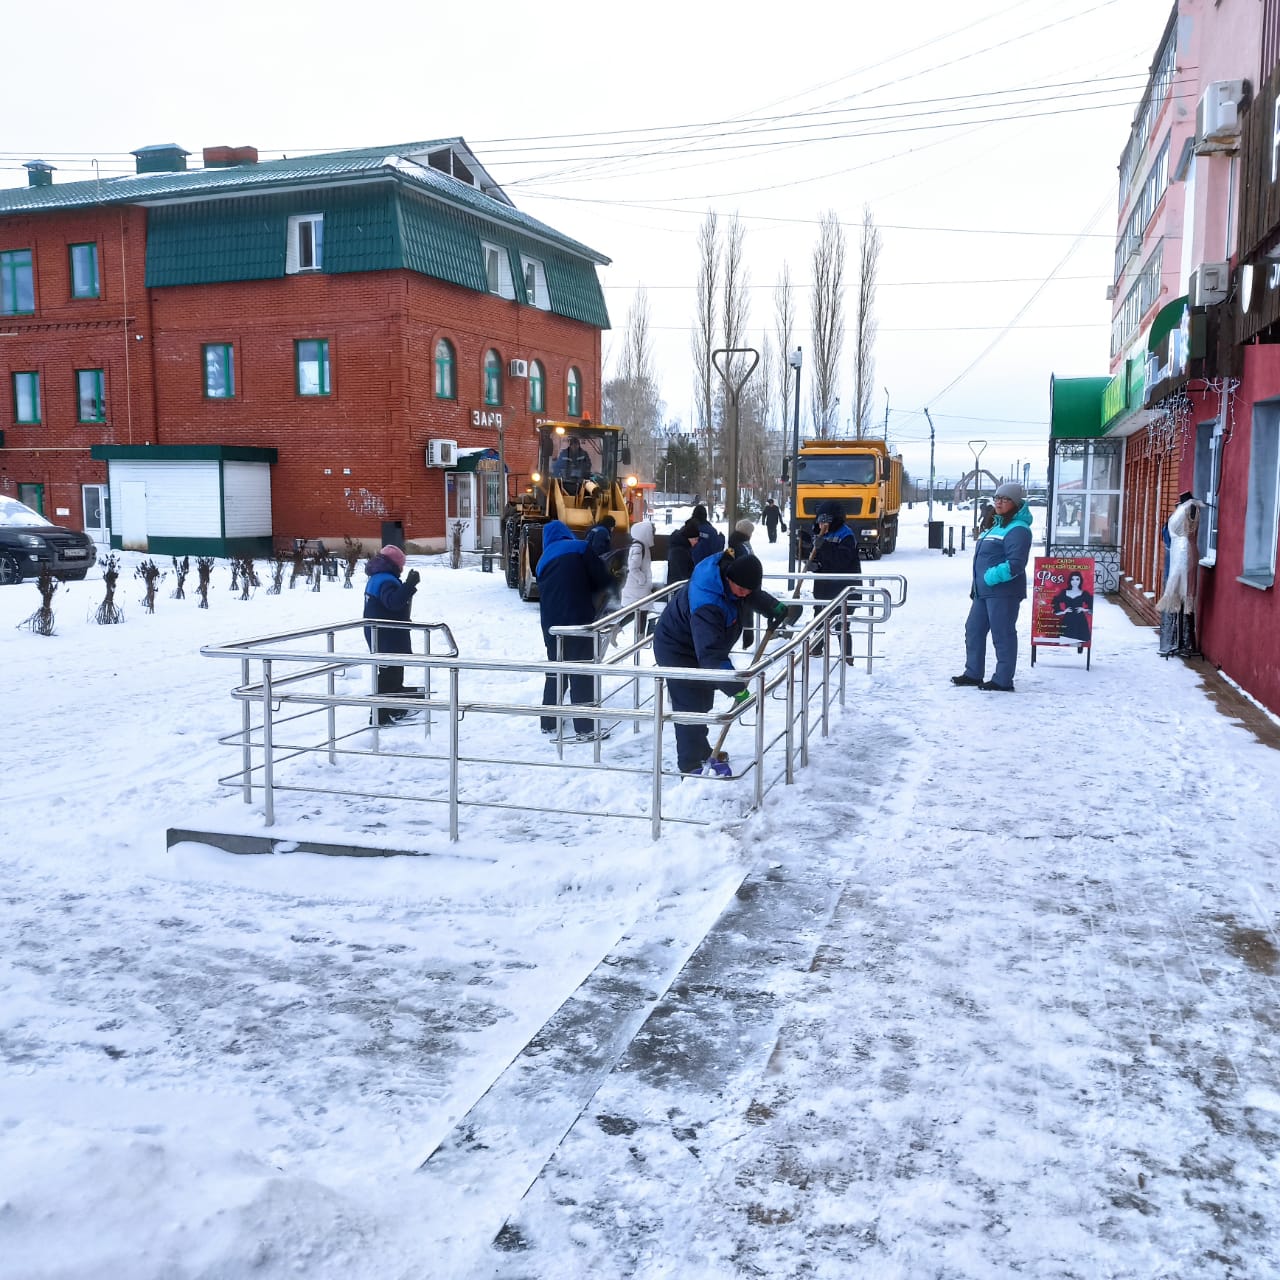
[
  {"xmin": 1240, "ymin": 400, "xmax": 1280, "ymax": 588},
  {"xmin": 1195, "ymin": 419, "xmax": 1222, "ymax": 566},
  {"xmin": 286, "ymin": 214, "xmax": 324, "ymax": 274},
  {"xmin": 520, "ymin": 254, "xmax": 550, "ymax": 309},
  {"xmin": 482, "ymin": 241, "xmax": 515, "ymax": 300}
]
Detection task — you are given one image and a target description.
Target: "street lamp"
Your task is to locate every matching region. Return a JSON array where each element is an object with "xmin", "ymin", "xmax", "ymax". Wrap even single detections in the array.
[{"xmin": 787, "ymin": 346, "xmax": 803, "ymax": 575}]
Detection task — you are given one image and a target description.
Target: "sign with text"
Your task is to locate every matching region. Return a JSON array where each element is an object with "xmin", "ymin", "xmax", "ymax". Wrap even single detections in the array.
[{"xmin": 1032, "ymin": 556, "xmax": 1095, "ymax": 648}]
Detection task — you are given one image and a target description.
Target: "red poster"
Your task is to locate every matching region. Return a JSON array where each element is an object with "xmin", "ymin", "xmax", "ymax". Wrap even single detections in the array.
[{"xmin": 1031, "ymin": 557, "xmax": 1094, "ymax": 648}]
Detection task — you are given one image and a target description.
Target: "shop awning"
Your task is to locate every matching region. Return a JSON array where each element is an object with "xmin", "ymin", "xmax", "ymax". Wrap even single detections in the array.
[
  {"xmin": 1049, "ymin": 375, "xmax": 1110, "ymax": 439},
  {"xmin": 1148, "ymin": 295, "xmax": 1189, "ymax": 353}
]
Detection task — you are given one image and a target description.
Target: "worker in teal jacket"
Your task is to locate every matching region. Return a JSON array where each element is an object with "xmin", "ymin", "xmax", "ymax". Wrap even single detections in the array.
[{"xmin": 952, "ymin": 482, "xmax": 1033, "ymax": 692}]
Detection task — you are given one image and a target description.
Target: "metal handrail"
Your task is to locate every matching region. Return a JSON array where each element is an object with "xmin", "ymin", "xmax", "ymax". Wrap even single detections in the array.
[{"xmin": 201, "ymin": 583, "xmax": 897, "ymax": 842}]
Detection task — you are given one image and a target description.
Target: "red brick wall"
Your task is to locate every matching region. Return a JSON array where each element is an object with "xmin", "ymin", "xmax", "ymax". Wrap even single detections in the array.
[
  {"xmin": 0, "ymin": 206, "xmax": 153, "ymax": 525},
  {"xmin": 149, "ymin": 268, "xmax": 603, "ymax": 544}
]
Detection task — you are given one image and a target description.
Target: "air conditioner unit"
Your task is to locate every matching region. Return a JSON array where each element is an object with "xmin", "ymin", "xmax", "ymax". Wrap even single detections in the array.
[
  {"xmin": 1191, "ymin": 261, "xmax": 1230, "ymax": 307},
  {"xmin": 1195, "ymin": 80, "xmax": 1247, "ymax": 152},
  {"xmin": 1105, "ymin": 284, "xmax": 1117, "ymax": 301},
  {"xmin": 425, "ymin": 438, "xmax": 457, "ymax": 468},
  {"xmin": 508, "ymin": 358, "xmax": 529, "ymax": 378}
]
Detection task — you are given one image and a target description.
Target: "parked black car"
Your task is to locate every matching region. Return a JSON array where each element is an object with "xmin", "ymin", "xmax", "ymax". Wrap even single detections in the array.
[{"xmin": 0, "ymin": 497, "xmax": 98, "ymax": 584}]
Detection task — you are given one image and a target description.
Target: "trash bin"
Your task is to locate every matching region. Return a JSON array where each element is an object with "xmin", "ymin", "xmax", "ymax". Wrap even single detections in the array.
[
  {"xmin": 381, "ymin": 519, "xmax": 404, "ymax": 550},
  {"xmin": 927, "ymin": 520, "xmax": 944, "ymax": 550}
]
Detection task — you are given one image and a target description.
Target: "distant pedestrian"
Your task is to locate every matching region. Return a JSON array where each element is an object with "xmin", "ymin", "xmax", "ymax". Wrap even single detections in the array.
[
  {"xmin": 363, "ymin": 545, "xmax": 421, "ymax": 725},
  {"xmin": 762, "ymin": 500, "xmax": 785, "ymax": 544},
  {"xmin": 535, "ymin": 520, "xmax": 614, "ymax": 741},
  {"xmin": 951, "ymin": 482, "xmax": 1032, "ymax": 692}
]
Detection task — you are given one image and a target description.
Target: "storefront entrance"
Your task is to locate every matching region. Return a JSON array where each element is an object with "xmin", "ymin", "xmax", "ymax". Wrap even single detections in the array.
[{"xmin": 82, "ymin": 484, "xmax": 111, "ymax": 543}]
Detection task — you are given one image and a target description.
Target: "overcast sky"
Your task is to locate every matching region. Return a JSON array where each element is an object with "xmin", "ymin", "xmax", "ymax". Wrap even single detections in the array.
[{"xmin": 4, "ymin": 0, "xmax": 1174, "ymax": 484}]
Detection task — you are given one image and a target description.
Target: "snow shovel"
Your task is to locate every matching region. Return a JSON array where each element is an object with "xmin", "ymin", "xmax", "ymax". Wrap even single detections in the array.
[{"xmin": 700, "ymin": 539, "xmax": 823, "ymax": 777}]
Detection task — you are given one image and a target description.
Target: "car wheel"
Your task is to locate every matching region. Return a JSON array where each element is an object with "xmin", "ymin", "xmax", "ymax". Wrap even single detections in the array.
[{"xmin": 0, "ymin": 553, "xmax": 23, "ymax": 586}]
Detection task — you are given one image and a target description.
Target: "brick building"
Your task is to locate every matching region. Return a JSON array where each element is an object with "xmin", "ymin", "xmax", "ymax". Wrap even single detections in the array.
[{"xmin": 0, "ymin": 139, "xmax": 610, "ymax": 554}]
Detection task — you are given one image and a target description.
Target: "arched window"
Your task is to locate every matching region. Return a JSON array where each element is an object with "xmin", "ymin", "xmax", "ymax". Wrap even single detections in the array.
[
  {"xmin": 484, "ymin": 349, "xmax": 503, "ymax": 407},
  {"xmin": 528, "ymin": 360, "xmax": 545, "ymax": 414},
  {"xmin": 434, "ymin": 338, "xmax": 456, "ymax": 400},
  {"xmin": 566, "ymin": 366, "xmax": 581, "ymax": 417}
]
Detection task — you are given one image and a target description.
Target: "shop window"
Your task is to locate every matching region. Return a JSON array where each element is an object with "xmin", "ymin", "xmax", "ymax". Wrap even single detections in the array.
[
  {"xmin": 1241, "ymin": 401, "xmax": 1280, "ymax": 588},
  {"xmin": 434, "ymin": 339, "xmax": 456, "ymax": 399},
  {"xmin": 1194, "ymin": 420, "xmax": 1221, "ymax": 565},
  {"xmin": 484, "ymin": 349, "xmax": 503, "ymax": 406}
]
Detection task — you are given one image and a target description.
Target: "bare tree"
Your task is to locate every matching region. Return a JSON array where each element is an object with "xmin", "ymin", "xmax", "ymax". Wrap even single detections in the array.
[
  {"xmin": 853, "ymin": 205, "xmax": 882, "ymax": 439},
  {"xmin": 603, "ymin": 287, "xmax": 664, "ymax": 474},
  {"xmin": 719, "ymin": 213, "xmax": 753, "ymax": 522},
  {"xmin": 774, "ymin": 263, "xmax": 797, "ymax": 436},
  {"xmin": 737, "ymin": 332, "xmax": 776, "ymax": 509},
  {"xmin": 809, "ymin": 210, "xmax": 846, "ymax": 439},
  {"xmin": 691, "ymin": 211, "xmax": 720, "ymax": 501}
]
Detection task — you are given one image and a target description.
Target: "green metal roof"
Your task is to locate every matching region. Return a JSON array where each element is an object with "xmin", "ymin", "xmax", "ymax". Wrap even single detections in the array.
[
  {"xmin": 0, "ymin": 138, "xmax": 609, "ymax": 266},
  {"xmin": 1049, "ymin": 375, "xmax": 1110, "ymax": 439},
  {"xmin": 142, "ymin": 183, "xmax": 610, "ymax": 328}
]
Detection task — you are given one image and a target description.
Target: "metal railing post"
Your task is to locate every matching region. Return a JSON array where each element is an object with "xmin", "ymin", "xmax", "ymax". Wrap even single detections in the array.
[
  {"xmin": 448, "ymin": 665, "xmax": 460, "ymax": 842},
  {"xmin": 800, "ymin": 639, "xmax": 811, "ymax": 768},
  {"xmin": 326, "ymin": 630, "xmax": 337, "ymax": 764},
  {"xmin": 262, "ymin": 659, "xmax": 275, "ymax": 826},
  {"xmin": 785, "ymin": 649, "xmax": 796, "ymax": 784},
  {"xmin": 240, "ymin": 656, "xmax": 253, "ymax": 803},
  {"xmin": 753, "ymin": 668, "xmax": 766, "ymax": 809},
  {"xmin": 651, "ymin": 678, "xmax": 665, "ymax": 841}
]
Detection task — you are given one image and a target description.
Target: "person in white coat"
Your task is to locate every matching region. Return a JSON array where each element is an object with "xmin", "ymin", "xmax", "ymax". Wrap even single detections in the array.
[
  {"xmin": 613, "ymin": 519, "xmax": 656, "ymax": 644},
  {"xmin": 1155, "ymin": 490, "xmax": 1201, "ymax": 657}
]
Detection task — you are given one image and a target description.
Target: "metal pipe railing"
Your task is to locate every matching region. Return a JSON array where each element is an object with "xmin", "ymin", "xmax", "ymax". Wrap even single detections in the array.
[{"xmin": 201, "ymin": 584, "xmax": 896, "ymax": 841}]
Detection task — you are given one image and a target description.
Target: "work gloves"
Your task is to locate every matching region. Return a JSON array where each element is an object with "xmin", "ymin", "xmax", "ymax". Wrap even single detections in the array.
[
  {"xmin": 733, "ymin": 688, "xmax": 752, "ymax": 706},
  {"xmin": 405, "ymin": 569, "xmax": 421, "ymax": 589},
  {"xmin": 770, "ymin": 601, "xmax": 803, "ymax": 628}
]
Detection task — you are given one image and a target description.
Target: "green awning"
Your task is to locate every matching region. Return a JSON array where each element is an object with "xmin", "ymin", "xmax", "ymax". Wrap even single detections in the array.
[
  {"xmin": 91, "ymin": 443, "xmax": 277, "ymax": 462},
  {"xmin": 1148, "ymin": 295, "xmax": 1189, "ymax": 353},
  {"xmin": 1049, "ymin": 375, "xmax": 1110, "ymax": 439}
]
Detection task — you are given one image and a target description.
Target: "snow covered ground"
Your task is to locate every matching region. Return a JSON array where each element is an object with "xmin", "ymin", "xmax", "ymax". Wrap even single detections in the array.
[{"xmin": 2, "ymin": 508, "xmax": 1279, "ymax": 1279}]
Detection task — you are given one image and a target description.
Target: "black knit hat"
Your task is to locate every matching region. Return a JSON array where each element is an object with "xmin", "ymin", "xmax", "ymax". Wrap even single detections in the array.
[
  {"xmin": 722, "ymin": 552, "xmax": 763, "ymax": 591},
  {"xmin": 678, "ymin": 518, "xmax": 701, "ymax": 540}
]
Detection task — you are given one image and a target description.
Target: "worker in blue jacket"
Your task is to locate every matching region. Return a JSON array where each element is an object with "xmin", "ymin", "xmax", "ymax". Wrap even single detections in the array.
[
  {"xmin": 689, "ymin": 503, "xmax": 726, "ymax": 565},
  {"xmin": 654, "ymin": 549, "xmax": 794, "ymax": 775},
  {"xmin": 536, "ymin": 520, "xmax": 614, "ymax": 741},
  {"xmin": 809, "ymin": 501, "xmax": 862, "ymax": 659},
  {"xmin": 952, "ymin": 482, "xmax": 1034, "ymax": 692},
  {"xmin": 363, "ymin": 544, "xmax": 420, "ymax": 725}
]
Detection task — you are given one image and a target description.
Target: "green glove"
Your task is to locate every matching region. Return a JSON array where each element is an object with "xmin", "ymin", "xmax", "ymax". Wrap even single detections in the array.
[{"xmin": 733, "ymin": 688, "xmax": 751, "ymax": 706}]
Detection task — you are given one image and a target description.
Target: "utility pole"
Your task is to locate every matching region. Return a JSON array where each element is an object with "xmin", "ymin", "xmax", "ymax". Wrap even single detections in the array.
[
  {"xmin": 923, "ymin": 407, "xmax": 936, "ymax": 523},
  {"xmin": 883, "ymin": 388, "xmax": 890, "ymax": 441},
  {"xmin": 787, "ymin": 346, "xmax": 803, "ymax": 574},
  {"xmin": 711, "ymin": 347, "xmax": 760, "ymax": 532}
]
